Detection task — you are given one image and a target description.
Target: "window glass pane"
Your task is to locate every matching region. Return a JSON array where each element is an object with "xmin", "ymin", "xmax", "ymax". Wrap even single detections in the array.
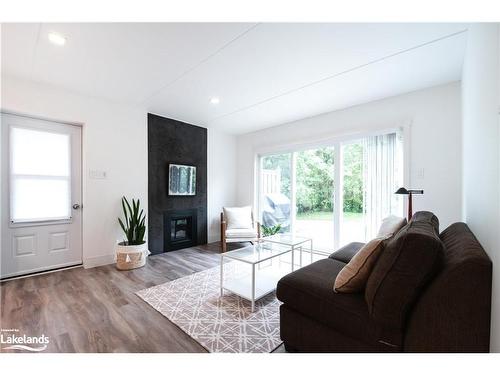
[
  {"xmin": 362, "ymin": 132, "xmax": 404, "ymax": 238},
  {"xmin": 341, "ymin": 142, "xmax": 365, "ymax": 246},
  {"xmin": 11, "ymin": 177, "xmax": 71, "ymax": 222},
  {"xmin": 260, "ymin": 154, "xmax": 292, "ymax": 233},
  {"xmin": 11, "ymin": 127, "xmax": 70, "ymax": 176},
  {"xmin": 340, "ymin": 133, "xmax": 404, "ymax": 246},
  {"xmin": 295, "ymin": 147, "xmax": 335, "ymax": 251}
]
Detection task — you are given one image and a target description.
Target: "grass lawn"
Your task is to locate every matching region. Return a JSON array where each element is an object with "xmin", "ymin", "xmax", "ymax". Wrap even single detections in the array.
[{"xmin": 296, "ymin": 210, "xmax": 363, "ymax": 221}]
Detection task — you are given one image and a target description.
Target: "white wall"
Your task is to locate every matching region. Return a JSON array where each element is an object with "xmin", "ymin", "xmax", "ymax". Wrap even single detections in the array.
[
  {"xmin": 236, "ymin": 82, "xmax": 463, "ymax": 231},
  {"xmin": 461, "ymin": 23, "xmax": 500, "ymax": 352},
  {"xmin": 207, "ymin": 129, "xmax": 237, "ymax": 243},
  {"xmin": 1, "ymin": 75, "xmax": 148, "ymax": 268},
  {"xmin": 1, "ymin": 75, "xmax": 237, "ymax": 267}
]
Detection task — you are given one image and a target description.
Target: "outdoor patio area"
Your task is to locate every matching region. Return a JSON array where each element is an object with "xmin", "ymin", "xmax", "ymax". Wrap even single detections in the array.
[{"xmin": 294, "ymin": 211, "xmax": 365, "ymax": 252}]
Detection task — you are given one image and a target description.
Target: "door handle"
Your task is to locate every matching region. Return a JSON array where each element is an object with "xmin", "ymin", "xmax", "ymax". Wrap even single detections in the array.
[{"xmin": 72, "ymin": 204, "xmax": 81, "ymax": 210}]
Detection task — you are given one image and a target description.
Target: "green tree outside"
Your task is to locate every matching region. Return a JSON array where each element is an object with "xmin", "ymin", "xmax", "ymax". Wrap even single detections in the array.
[
  {"xmin": 341, "ymin": 143, "xmax": 363, "ymax": 213},
  {"xmin": 262, "ymin": 144, "xmax": 364, "ymax": 219},
  {"xmin": 295, "ymin": 148, "xmax": 335, "ymax": 213}
]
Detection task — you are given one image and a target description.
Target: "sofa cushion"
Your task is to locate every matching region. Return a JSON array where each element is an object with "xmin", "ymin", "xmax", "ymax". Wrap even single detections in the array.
[
  {"xmin": 364, "ymin": 211, "xmax": 444, "ymax": 347},
  {"xmin": 411, "ymin": 210, "xmax": 439, "ymax": 234},
  {"xmin": 404, "ymin": 222, "xmax": 492, "ymax": 352},
  {"xmin": 277, "ymin": 259, "xmax": 379, "ymax": 346},
  {"xmin": 377, "ymin": 215, "xmax": 407, "ymax": 237},
  {"xmin": 223, "ymin": 206, "xmax": 253, "ymax": 229},
  {"xmin": 329, "ymin": 242, "xmax": 365, "ymax": 263},
  {"xmin": 225, "ymin": 228, "xmax": 257, "ymax": 238},
  {"xmin": 280, "ymin": 304, "xmax": 398, "ymax": 352},
  {"xmin": 334, "ymin": 237, "xmax": 387, "ymax": 293}
]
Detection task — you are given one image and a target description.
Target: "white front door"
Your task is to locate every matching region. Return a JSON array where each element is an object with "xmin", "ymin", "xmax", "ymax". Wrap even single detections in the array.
[{"xmin": 1, "ymin": 113, "xmax": 82, "ymax": 279}]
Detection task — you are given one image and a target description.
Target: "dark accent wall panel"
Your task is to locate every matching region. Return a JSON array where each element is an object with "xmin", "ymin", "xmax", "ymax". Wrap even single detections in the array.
[{"xmin": 148, "ymin": 113, "xmax": 207, "ymax": 254}]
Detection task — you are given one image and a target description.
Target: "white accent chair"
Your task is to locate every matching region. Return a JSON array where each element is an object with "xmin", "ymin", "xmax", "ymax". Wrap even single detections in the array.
[{"xmin": 220, "ymin": 206, "xmax": 260, "ymax": 252}]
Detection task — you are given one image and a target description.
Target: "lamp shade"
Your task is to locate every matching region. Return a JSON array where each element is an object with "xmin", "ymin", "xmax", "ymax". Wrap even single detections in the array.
[{"xmin": 395, "ymin": 187, "xmax": 409, "ymax": 195}]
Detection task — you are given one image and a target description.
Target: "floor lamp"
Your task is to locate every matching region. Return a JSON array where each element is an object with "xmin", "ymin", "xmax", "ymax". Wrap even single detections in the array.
[{"xmin": 395, "ymin": 187, "xmax": 424, "ymax": 221}]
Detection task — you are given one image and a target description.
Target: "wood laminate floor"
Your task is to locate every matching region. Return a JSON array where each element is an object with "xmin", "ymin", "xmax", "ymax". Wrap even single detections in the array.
[{"xmin": 0, "ymin": 242, "xmax": 286, "ymax": 353}]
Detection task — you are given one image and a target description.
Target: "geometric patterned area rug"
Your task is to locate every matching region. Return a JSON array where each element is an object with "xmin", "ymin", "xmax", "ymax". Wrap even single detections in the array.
[{"xmin": 136, "ymin": 264, "xmax": 282, "ymax": 353}]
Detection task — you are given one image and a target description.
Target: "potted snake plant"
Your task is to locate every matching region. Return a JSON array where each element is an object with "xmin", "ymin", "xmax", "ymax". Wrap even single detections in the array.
[{"xmin": 116, "ymin": 196, "xmax": 149, "ymax": 270}]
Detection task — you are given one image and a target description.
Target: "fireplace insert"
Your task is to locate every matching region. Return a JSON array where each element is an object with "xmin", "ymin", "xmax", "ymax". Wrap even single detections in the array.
[{"xmin": 163, "ymin": 209, "xmax": 198, "ymax": 251}]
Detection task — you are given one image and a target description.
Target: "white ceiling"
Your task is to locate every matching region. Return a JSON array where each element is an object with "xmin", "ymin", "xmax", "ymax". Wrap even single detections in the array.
[{"xmin": 1, "ymin": 23, "xmax": 467, "ymax": 134}]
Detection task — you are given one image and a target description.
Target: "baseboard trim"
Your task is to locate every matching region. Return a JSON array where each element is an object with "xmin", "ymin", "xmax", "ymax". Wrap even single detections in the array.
[
  {"xmin": 208, "ymin": 234, "xmax": 220, "ymax": 244},
  {"xmin": 83, "ymin": 254, "xmax": 116, "ymax": 269},
  {"xmin": 0, "ymin": 263, "xmax": 82, "ymax": 282}
]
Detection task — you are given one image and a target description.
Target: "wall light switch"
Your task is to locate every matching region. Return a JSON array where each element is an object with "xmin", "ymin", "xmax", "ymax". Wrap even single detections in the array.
[{"xmin": 89, "ymin": 170, "xmax": 107, "ymax": 179}]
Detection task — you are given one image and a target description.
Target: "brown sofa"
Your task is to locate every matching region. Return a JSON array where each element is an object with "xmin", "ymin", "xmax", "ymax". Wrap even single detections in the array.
[{"xmin": 276, "ymin": 211, "xmax": 492, "ymax": 352}]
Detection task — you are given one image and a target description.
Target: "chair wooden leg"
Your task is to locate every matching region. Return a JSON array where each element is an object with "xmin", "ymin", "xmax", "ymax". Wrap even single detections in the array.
[{"xmin": 222, "ymin": 240, "xmax": 227, "ymax": 253}]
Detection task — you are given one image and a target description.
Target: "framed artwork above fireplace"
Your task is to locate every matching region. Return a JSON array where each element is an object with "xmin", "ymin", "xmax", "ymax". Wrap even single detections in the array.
[{"xmin": 168, "ymin": 164, "xmax": 196, "ymax": 196}]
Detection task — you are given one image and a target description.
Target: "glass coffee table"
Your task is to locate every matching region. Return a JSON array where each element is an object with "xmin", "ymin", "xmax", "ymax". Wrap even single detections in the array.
[
  {"xmin": 261, "ymin": 233, "xmax": 313, "ymax": 268},
  {"xmin": 220, "ymin": 242, "xmax": 294, "ymax": 312}
]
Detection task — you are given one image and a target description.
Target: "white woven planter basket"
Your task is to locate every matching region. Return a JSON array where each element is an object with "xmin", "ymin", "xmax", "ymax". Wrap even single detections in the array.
[{"xmin": 116, "ymin": 242, "xmax": 149, "ymax": 270}]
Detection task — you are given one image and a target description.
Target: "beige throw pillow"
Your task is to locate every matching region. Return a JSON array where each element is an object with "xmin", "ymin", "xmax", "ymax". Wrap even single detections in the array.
[
  {"xmin": 377, "ymin": 215, "xmax": 407, "ymax": 237},
  {"xmin": 334, "ymin": 236, "xmax": 388, "ymax": 293}
]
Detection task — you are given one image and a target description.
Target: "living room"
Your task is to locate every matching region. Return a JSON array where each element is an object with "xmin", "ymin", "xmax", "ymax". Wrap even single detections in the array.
[{"xmin": 1, "ymin": 1, "xmax": 500, "ymax": 373}]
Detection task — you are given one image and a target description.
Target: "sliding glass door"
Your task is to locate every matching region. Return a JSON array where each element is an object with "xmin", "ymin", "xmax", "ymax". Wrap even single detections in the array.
[
  {"xmin": 258, "ymin": 130, "xmax": 403, "ymax": 253},
  {"xmin": 259, "ymin": 147, "xmax": 336, "ymax": 251}
]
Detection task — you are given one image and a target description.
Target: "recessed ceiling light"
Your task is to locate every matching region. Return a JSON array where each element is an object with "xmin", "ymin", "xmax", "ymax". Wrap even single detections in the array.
[
  {"xmin": 210, "ymin": 97, "xmax": 220, "ymax": 105},
  {"xmin": 48, "ymin": 32, "xmax": 66, "ymax": 46}
]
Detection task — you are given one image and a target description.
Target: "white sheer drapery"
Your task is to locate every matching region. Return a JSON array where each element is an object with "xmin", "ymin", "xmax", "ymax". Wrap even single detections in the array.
[{"xmin": 363, "ymin": 131, "xmax": 403, "ymax": 239}]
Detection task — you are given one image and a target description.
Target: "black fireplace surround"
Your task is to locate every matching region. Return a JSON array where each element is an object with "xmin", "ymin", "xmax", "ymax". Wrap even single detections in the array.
[
  {"xmin": 148, "ymin": 113, "xmax": 208, "ymax": 254},
  {"xmin": 164, "ymin": 209, "xmax": 198, "ymax": 251}
]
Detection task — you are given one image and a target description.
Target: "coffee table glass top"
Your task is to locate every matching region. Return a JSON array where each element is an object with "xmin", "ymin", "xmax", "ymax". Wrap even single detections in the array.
[
  {"xmin": 221, "ymin": 242, "xmax": 291, "ymax": 264},
  {"xmin": 261, "ymin": 233, "xmax": 312, "ymax": 246}
]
